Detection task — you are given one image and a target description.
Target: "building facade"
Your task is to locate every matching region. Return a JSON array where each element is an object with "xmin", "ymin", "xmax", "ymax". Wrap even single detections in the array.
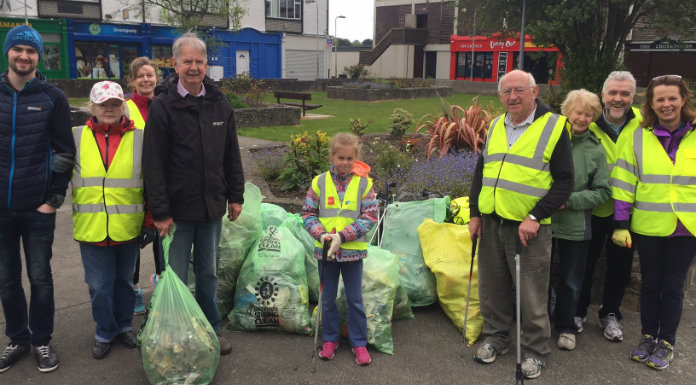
[{"xmin": 0, "ymin": 0, "xmax": 330, "ymax": 80}]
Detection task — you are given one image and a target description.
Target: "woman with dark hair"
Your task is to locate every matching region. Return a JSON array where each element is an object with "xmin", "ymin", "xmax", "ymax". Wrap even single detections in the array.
[
  {"xmin": 611, "ymin": 75, "xmax": 696, "ymax": 371},
  {"xmin": 125, "ymin": 57, "xmax": 161, "ymax": 316}
]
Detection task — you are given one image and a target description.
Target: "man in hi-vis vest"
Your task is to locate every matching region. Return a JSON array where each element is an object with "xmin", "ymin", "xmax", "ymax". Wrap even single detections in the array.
[
  {"xmin": 468, "ymin": 70, "xmax": 574, "ymax": 380},
  {"xmin": 576, "ymin": 71, "xmax": 642, "ymax": 342}
]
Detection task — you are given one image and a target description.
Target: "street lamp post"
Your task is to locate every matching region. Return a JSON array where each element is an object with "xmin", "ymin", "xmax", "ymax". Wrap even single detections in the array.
[
  {"xmin": 519, "ymin": 0, "xmax": 527, "ymax": 69},
  {"xmin": 470, "ymin": 7, "xmax": 476, "ymax": 82},
  {"xmin": 305, "ymin": 0, "xmax": 320, "ymax": 79},
  {"xmin": 334, "ymin": 15, "xmax": 346, "ymax": 78}
]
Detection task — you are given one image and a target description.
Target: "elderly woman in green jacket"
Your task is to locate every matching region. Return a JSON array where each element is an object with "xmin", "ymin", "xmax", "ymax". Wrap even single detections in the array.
[{"xmin": 551, "ymin": 89, "xmax": 611, "ymax": 351}]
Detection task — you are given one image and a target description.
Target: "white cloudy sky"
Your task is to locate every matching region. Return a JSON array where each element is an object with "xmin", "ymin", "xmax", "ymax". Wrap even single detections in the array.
[{"xmin": 330, "ymin": 0, "xmax": 375, "ymax": 42}]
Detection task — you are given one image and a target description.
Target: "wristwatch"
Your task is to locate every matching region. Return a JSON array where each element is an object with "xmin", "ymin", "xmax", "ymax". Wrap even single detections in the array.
[{"xmin": 527, "ymin": 213, "xmax": 539, "ymax": 222}]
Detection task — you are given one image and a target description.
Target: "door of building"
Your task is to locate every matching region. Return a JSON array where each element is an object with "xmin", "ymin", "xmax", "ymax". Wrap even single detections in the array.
[
  {"xmin": 237, "ymin": 50, "xmax": 250, "ymax": 76},
  {"xmin": 413, "ymin": 45, "xmax": 424, "ymax": 78},
  {"xmin": 425, "ymin": 51, "xmax": 437, "ymax": 78}
]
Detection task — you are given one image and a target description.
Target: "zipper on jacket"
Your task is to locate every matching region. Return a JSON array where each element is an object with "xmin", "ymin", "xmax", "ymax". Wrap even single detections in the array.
[{"xmin": 7, "ymin": 90, "xmax": 17, "ymax": 210}]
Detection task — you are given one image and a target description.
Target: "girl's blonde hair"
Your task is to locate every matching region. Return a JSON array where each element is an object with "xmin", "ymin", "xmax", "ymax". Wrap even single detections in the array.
[
  {"xmin": 561, "ymin": 89, "xmax": 602, "ymax": 121},
  {"xmin": 330, "ymin": 132, "xmax": 361, "ymax": 159}
]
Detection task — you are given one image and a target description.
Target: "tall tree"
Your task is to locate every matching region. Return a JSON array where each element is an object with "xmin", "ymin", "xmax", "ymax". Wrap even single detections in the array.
[
  {"xmin": 457, "ymin": 0, "xmax": 696, "ymax": 92},
  {"xmin": 142, "ymin": 0, "xmax": 247, "ymax": 32}
]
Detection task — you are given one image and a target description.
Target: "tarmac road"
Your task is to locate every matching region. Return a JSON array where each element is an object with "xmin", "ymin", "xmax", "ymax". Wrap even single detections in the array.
[{"xmin": 1, "ymin": 136, "xmax": 696, "ymax": 384}]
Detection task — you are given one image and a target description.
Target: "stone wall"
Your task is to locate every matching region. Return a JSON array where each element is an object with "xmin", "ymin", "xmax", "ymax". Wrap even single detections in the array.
[
  {"xmin": 233, "ymin": 105, "xmax": 300, "ymax": 128},
  {"xmin": 327, "ymin": 86, "xmax": 452, "ymax": 101}
]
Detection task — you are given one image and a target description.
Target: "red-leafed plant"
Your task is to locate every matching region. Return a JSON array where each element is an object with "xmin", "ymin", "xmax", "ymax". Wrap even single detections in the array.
[{"xmin": 414, "ymin": 96, "xmax": 493, "ymax": 159}]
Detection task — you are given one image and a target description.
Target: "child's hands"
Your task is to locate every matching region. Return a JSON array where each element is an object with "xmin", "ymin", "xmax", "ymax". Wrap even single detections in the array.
[{"xmin": 321, "ymin": 233, "xmax": 342, "ymax": 259}]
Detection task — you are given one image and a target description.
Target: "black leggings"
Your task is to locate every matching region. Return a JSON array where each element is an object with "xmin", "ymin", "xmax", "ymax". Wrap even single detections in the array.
[{"xmin": 133, "ymin": 235, "xmax": 163, "ymax": 285}]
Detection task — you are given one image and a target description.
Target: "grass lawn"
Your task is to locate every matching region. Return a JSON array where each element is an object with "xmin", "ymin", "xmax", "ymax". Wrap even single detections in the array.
[
  {"xmin": 69, "ymin": 92, "xmax": 505, "ymax": 142},
  {"xmin": 238, "ymin": 92, "xmax": 504, "ymax": 142}
]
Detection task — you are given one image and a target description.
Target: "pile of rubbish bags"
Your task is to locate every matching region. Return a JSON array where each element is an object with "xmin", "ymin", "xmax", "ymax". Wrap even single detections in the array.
[{"xmin": 211, "ymin": 183, "xmax": 482, "ymax": 353}]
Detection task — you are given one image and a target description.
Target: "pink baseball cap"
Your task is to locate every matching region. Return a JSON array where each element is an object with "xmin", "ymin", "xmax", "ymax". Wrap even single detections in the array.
[{"xmin": 90, "ymin": 81, "xmax": 125, "ymax": 104}]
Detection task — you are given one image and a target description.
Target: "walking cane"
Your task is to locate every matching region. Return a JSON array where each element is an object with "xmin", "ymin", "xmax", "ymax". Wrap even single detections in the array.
[
  {"xmin": 311, "ymin": 240, "xmax": 330, "ymax": 373},
  {"xmin": 460, "ymin": 233, "xmax": 478, "ymax": 346},
  {"xmin": 515, "ymin": 238, "xmax": 524, "ymax": 385}
]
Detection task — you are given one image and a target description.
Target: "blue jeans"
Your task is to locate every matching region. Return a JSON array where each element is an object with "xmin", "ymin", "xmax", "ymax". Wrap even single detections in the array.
[
  {"xmin": 318, "ymin": 259, "xmax": 367, "ymax": 347},
  {"xmin": 0, "ymin": 209, "xmax": 56, "ymax": 346},
  {"xmin": 167, "ymin": 220, "xmax": 222, "ymax": 333},
  {"xmin": 80, "ymin": 242, "xmax": 139, "ymax": 343},
  {"xmin": 552, "ymin": 238, "xmax": 588, "ymax": 334},
  {"xmin": 635, "ymin": 235, "xmax": 696, "ymax": 345}
]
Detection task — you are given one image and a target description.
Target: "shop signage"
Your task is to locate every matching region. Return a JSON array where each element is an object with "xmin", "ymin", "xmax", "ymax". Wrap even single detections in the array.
[
  {"xmin": 75, "ymin": 22, "xmax": 140, "ymax": 36},
  {"xmin": 0, "ymin": 20, "xmax": 32, "ymax": 29},
  {"xmin": 630, "ymin": 41, "xmax": 696, "ymax": 51}
]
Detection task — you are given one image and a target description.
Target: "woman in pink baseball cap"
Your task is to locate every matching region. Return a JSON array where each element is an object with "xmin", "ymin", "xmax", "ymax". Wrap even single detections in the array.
[{"xmin": 71, "ymin": 81, "xmax": 146, "ymax": 359}]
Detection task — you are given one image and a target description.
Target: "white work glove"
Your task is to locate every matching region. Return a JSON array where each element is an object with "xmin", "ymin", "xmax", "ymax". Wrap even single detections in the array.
[{"xmin": 320, "ymin": 233, "xmax": 342, "ymax": 259}]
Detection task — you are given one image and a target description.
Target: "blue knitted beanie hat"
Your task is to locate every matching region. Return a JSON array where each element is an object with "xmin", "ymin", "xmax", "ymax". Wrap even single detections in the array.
[{"xmin": 4, "ymin": 25, "xmax": 43, "ymax": 59}]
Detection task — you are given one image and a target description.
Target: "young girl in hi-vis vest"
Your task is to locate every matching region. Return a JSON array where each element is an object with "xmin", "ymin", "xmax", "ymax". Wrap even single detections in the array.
[{"xmin": 301, "ymin": 132, "xmax": 378, "ymax": 366}]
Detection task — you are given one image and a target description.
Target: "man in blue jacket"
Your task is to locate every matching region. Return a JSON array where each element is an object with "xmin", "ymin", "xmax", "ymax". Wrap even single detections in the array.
[{"xmin": 0, "ymin": 25, "xmax": 75, "ymax": 373}]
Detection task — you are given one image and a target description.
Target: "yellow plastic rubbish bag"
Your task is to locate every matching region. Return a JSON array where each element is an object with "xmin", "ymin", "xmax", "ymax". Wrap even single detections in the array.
[
  {"xmin": 450, "ymin": 197, "xmax": 470, "ymax": 225},
  {"xmin": 418, "ymin": 218, "xmax": 483, "ymax": 345}
]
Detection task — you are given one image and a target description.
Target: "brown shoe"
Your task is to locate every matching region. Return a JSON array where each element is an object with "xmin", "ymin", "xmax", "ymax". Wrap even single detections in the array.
[{"xmin": 217, "ymin": 334, "xmax": 232, "ymax": 356}]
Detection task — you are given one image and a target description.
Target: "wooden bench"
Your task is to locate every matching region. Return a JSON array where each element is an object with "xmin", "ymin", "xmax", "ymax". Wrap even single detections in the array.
[{"xmin": 273, "ymin": 91, "xmax": 322, "ymax": 116}]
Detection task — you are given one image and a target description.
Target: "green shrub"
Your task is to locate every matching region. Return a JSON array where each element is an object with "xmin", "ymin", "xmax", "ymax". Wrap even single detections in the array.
[
  {"xmin": 276, "ymin": 131, "xmax": 330, "ymax": 191},
  {"xmin": 349, "ymin": 118, "xmax": 371, "ymax": 138},
  {"xmin": 226, "ymin": 92, "xmax": 249, "ymax": 109},
  {"xmin": 343, "ymin": 64, "xmax": 370, "ymax": 79},
  {"xmin": 387, "ymin": 108, "xmax": 414, "ymax": 139},
  {"xmin": 372, "ymin": 143, "xmax": 414, "ymax": 193},
  {"xmin": 249, "ymin": 148, "xmax": 286, "ymax": 181}
]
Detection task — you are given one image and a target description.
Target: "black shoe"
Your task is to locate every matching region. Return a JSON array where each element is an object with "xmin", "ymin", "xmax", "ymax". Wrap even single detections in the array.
[
  {"xmin": 117, "ymin": 331, "xmax": 137, "ymax": 349},
  {"xmin": 92, "ymin": 340, "xmax": 111, "ymax": 359},
  {"xmin": 32, "ymin": 344, "xmax": 59, "ymax": 373},
  {"xmin": 0, "ymin": 343, "xmax": 30, "ymax": 373}
]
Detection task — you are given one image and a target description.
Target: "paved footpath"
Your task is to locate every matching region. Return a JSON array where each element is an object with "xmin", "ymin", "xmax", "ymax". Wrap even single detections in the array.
[{"xmin": 2, "ymin": 136, "xmax": 696, "ymax": 384}]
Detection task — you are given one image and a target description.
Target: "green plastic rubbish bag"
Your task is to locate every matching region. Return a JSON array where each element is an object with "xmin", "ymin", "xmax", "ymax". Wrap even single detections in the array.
[
  {"xmin": 380, "ymin": 197, "xmax": 448, "ymax": 307},
  {"xmin": 138, "ymin": 226, "xmax": 220, "ymax": 385},
  {"xmin": 392, "ymin": 285, "xmax": 415, "ymax": 320},
  {"xmin": 261, "ymin": 203, "xmax": 288, "ymax": 229},
  {"xmin": 226, "ymin": 225, "xmax": 312, "ymax": 335},
  {"xmin": 310, "ymin": 246, "xmax": 401, "ymax": 354},
  {"xmin": 217, "ymin": 182, "xmax": 264, "ymax": 317},
  {"xmin": 280, "ymin": 213, "xmax": 320, "ymax": 302}
]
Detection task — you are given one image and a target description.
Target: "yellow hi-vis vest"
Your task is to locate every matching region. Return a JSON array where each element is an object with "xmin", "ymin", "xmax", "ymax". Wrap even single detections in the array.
[
  {"xmin": 126, "ymin": 99, "xmax": 145, "ymax": 130},
  {"xmin": 71, "ymin": 125, "xmax": 145, "ymax": 243},
  {"xmin": 610, "ymin": 125, "xmax": 696, "ymax": 237},
  {"xmin": 311, "ymin": 172, "xmax": 372, "ymax": 250},
  {"xmin": 588, "ymin": 107, "xmax": 642, "ymax": 217},
  {"xmin": 478, "ymin": 112, "xmax": 567, "ymax": 225}
]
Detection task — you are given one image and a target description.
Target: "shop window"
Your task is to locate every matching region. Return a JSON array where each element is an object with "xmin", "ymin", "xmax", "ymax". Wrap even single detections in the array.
[
  {"xmin": 152, "ymin": 44, "xmax": 174, "ymax": 78},
  {"xmin": 456, "ymin": 52, "xmax": 493, "ymax": 79},
  {"xmin": 43, "ymin": 45, "xmax": 60, "ymax": 71},
  {"xmin": 75, "ymin": 42, "xmax": 139, "ymax": 79},
  {"xmin": 266, "ymin": 0, "xmax": 302, "ymax": 19}
]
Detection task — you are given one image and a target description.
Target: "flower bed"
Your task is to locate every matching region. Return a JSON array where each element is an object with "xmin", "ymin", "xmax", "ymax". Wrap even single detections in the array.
[{"xmin": 327, "ymin": 86, "xmax": 453, "ymax": 102}]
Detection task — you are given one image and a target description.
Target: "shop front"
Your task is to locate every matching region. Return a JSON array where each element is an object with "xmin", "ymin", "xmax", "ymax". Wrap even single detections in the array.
[
  {"xmin": 68, "ymin": 20, "xmax": 149, "ymax": 80},
  {"xmin": 0, "ymin": 18, "xmax": 70, "ymax": 79},
  {"xmin": 450, "ymin": 34, "xmax": 562, "ymax": 84}
]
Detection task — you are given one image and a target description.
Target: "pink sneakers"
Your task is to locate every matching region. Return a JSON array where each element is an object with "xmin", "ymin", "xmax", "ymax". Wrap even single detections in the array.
[
  {"xmin": 319, "ymin": 341, "xmax": 338, "ymax": 360},
  {"xmin": 352, "ymin": 346, "xmax": 371, "ymax": 366}
]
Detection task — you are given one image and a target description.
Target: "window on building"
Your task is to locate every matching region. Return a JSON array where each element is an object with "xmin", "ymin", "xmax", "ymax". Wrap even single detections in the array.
[
  {"xmin": 266, "ymin": 0, "xmax": 302, "ymax": 19},
  {"xmin": 152, "ymin": 45, "xmax": 174, "ymax": 78},
  {"xmin": 43, "ymin": 45, "xmax": 60, "ymax": 71},
  {"xmin": 456, "ymin": 52, "xmax": 493, "ymax": 79}
]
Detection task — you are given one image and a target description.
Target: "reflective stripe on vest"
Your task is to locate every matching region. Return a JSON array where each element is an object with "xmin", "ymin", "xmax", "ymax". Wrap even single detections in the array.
[
  {"xmin": 588, "ymin": 107, "xmax": 642, "ymax": 217},
  {"xmin": 126, "ymin": 99, "xmax": 146, "ymax": 130},
  {"xmin": 312, "ymin": 172, "xmax": 371, "ymax": 250},
  {"xmin": 621, "ymin": 126, "xmax": 696, "ymax": 236},
  {"xmin": 71, "ymin": 125, "xmax": 145, "ymax": 242},
  {"xmin": 478, "ymin": 112, "xmax": 565, "ymax": 224}
]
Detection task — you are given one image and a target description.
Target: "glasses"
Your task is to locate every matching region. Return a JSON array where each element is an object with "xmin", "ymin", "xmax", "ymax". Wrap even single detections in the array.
[
  {"xmin": 500, "ymin": 87, "xmax": 533, "ymax": 96},
  {"xmin": 652, "ymin": 74, "xmax": 682, "ymax": 81}
]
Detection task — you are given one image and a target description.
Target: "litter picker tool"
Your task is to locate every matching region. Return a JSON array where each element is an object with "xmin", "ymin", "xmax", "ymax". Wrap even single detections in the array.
[
  {"xmin": 515, "ymin": 238, "xmax": 524, "ymax": 385},
  {"xmin": 460, "ymin": 233, "xmax": 478, "ymax": 347},
  {"xmin": 311, "ymin": 238, "xmax": 331, "ymax": 373}
]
